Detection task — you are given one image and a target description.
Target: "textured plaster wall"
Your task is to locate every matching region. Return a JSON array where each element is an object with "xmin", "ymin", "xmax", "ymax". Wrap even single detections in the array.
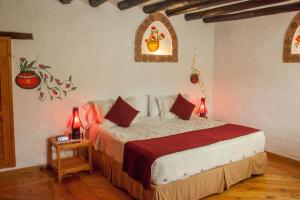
[
  {"xmin": 212, "ymin": 12, "xmax": 300, "ymax": 161},
  {"xmin": 0, "ymin": 0, "xmax": 215, "ymax": 170}
]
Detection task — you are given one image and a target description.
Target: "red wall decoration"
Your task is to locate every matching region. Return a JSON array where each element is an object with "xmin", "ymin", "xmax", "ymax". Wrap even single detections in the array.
[{"xmin": 15, "ymin": 57, "xmax": 77, "ymax": 101}]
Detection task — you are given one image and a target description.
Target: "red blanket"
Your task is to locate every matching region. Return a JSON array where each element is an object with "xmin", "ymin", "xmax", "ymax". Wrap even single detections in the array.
[{"xmin": 122, "ymin": 123, "xmax": 259, "ymax": 189}]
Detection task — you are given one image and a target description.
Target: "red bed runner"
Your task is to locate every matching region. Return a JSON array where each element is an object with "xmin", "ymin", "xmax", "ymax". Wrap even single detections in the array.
[{"xmin": 122, "ymin": 123, "xmax": 259, "ymax": 189}]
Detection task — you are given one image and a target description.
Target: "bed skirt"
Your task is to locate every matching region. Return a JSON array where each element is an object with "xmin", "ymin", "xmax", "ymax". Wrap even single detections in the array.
[{"xmin": 92, "ymin": 150, "xmax": 267, "ymax": 200}]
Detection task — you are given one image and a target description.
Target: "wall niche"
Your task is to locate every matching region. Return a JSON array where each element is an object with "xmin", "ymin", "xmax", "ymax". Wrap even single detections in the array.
[
  {"xmin": 135, "ymin": 12, "xmax": 178, "ymax": 62},
  {"xmin": 283, "ymin": 12, "xmax": 300, "ymax": 63}
]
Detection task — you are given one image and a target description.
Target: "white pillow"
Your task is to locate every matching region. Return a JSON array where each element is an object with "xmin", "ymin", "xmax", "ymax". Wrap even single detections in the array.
[
  {"xmin": 124, "ymin": 96, "xmax": 140, "ymax": 124},
  {"xmin": 93, "ymin": 98, "xmax": 115, "ymax": 126},
  {"xmin": 124, "ymin": 96, "xmax": 138, "ymax": 110},
  {"xmin": 156, "ymin": 95, "xmax": 178, "ymax": 119},
  {"xmin": 156, "ymin": 94, "xmax": 190, "ymax": 119},
  {"xmin": 148, "ymin": 95, "xmax": 160, "ymax": 117},
  {"xmin": 93, "ymin": 99, "xmax": 114, "ymax": 119}
]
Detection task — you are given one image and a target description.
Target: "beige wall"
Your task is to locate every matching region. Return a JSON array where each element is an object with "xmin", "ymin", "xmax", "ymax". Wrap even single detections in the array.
[
  {"xmin": 0, "ymin": 0, "xmax": 215, "ymax": 170},
  {"xmin": 212, "ymin": 12, "xmax": 300, "ymax": 161},
  {"xmin": 5, "ymin": 0, "xmax": 298, "ymax": 170}
]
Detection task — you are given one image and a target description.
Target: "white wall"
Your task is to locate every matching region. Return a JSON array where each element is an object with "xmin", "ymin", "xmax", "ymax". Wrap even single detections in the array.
[
  {"xmin": 0, "ymin": 0, "xmax": 215, "ymax": 170},
  {"xmin": 212, "ymin": 12, "xmax": 300, "ymax": 161}
]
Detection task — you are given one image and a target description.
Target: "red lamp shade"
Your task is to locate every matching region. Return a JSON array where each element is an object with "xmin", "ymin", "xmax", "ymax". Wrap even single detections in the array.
[
  {"xmin": 198, "ymin": 98, "xmax": 207, "ymax": 118},
  {"xmin": 67, "ymin": 107, "xmax": 82, "ymax": 139},
  {"xmin": 73, "ymin": 109, "xmax": 82, "ymax": 129}
]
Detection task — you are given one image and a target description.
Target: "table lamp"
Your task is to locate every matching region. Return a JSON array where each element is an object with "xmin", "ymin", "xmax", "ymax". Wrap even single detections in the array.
[
  {"xmin": 68, "ymin": 107, "xmax": 83, "ymax": 139},
  {"xmin": 198, "ymin": 98, "xmax": 207, "ymax": 118}
]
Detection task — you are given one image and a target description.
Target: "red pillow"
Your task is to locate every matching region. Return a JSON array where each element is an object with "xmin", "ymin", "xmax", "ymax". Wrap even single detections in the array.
[
  {"xmin": 105, "ymin": 96, "xmax": 139, "ymax": 127},
  {"xmin": 170, "ymin": 94, "xmax": 195, "ymax": 120}
]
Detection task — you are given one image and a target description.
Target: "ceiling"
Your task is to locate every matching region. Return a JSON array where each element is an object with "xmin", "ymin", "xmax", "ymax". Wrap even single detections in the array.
[{"xmin": 59, "ymin": 0, "xmax": 300, "ymax": 23}]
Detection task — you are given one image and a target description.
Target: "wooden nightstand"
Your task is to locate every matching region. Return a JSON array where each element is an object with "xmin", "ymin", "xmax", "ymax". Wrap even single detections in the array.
[{"xmin": 47, "ymin": 138, "xmax": 92, "ymax": 181}]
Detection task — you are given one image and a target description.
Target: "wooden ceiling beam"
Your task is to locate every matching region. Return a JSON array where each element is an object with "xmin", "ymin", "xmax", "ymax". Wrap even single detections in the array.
[
  {"xmin": 166, "ymin": 0, "xmax": 244, "ymax": 17},
  {"xmin": 203, "ymin": 2, "xmax": 300, "ymax": 23},
  {"xmin": 143, "ymin": 0, "xmax": 206, "ymax": 14},
  {"xmin": 118, "ymin": 0, "xmax": 150, "ymax": 10},
  {"xmin": 88, "ymin": 0, "xmax": 107, "ymax": 7},
  {"xmin": 59, "ymin": 0, "xmax": 73, "ymax": 4},
  {"xmin": 0, "ymin": 31, "xmax": 33, "ymax": 40},
  {"xmin": 185, "ymin": 0, "xmax": 290, "ymax": 21}
]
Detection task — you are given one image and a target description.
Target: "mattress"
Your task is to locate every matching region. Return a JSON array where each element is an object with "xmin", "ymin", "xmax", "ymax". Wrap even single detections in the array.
[{"xmin": 88, "ymin": 117, "xmax": 265, "ymax": 185}]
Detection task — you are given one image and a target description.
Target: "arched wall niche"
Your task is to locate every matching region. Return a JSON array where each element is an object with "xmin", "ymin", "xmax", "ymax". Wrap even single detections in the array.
[
  {"xmin": 135, "ymin": 12, "xmax": 178, "ymax": 62},
  {"xmin": 283, "ymin": 12, "xmax": 300, "ymax": 63}
]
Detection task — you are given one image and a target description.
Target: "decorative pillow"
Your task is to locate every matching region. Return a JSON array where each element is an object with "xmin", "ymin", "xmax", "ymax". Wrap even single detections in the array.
[
  {"xmin": 170, "ymin": 94, "xmax": 195, "ymax": 120},
  {"xmin": 86, "ymin": 97, "xmax": 140, "ymax": 127},
  {"xmin": 157, "ymin": 94, "xmax": 189, "ymax": 119},
  {"xmin": 105, "ymin": 96, "xmax": 140, "ymax": 127}
]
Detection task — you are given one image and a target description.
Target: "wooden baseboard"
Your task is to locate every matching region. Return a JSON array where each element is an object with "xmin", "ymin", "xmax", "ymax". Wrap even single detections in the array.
[
  {"xmin": 266, "ymin": 151, "xmax": 300, "ymax": 167},
  {"xmin": 0, "ymin": 165, "xmax": 47, "ymax": 178}
]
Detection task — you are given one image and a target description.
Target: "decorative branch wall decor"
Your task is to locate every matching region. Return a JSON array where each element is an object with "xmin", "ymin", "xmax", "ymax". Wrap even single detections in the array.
[
  {"xmin": 15, "ymin": 58, "xmax": 77, "ymax": 101},
  {"xmin": 283, "ymin": 12, "xmax": 300, "ymax": 63},
  {"xmin": 135, "ymin": 12, "xmax": 178, "ymax": 62}
]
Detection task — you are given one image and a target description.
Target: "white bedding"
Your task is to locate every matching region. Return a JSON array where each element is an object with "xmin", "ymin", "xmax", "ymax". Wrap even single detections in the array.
[{"xmin": 89, "ymin": 117, "xmax": 265, "ymax": 185}]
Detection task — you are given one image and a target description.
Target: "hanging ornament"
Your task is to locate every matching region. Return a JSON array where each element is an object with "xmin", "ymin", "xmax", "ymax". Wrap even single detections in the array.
[
  {"xmin": 190, "ymin": 72, "xmax": 199, "ymax": 84},
  {"xmin": 190, "ymin": 54, "xmax": 206, "ymax": 99},
  {"xmin": 190, "ymin": 55, "xmax": 199, "ymax": 84}
]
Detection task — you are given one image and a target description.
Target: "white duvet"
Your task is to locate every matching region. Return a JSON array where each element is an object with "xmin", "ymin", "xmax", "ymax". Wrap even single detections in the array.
[{"xmin": 88, "ymin": 117, "xmax": 265, "ymax": 185}]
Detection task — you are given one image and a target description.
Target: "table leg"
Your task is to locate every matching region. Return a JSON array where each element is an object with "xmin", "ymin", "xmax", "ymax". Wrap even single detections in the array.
[
  {"xmin": 89, "ymin": 144, "xmax": 92, "ymax": 174},
  {"xmin": 56, "ymin": 146, "xmax": 62, "ymax": 181},
  {"xmin": 47, "ymin": 139, "xmax": 52, "ymax": 166},
  {"xmin": 73, "ymin": 148, "xmax": 77, "ymax": 157}
]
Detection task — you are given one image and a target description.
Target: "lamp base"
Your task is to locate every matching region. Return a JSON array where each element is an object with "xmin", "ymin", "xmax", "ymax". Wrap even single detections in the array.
[
  {"xmin": 199, "ymin": 113, "xmax": 207, "ymax": 118},
  {"xmin": 72, "ymin": 128, "xmax": 81, "ymax": 139}
]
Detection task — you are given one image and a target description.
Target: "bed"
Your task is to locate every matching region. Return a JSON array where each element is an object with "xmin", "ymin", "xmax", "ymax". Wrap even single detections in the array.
[{"xmin": 88, "ymin": 116, "xmax": 267, "ymax": 200}]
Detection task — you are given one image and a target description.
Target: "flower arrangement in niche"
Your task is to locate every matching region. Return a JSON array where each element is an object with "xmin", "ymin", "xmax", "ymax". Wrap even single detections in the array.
[
  {"xmin": 15, "ymin": 57, "xmax": 77, "ymax": 101},
  {"xmin": 145, "ymin": 25, "xmax": 165, "ymax": 52},
  {"xmin": 295, "ymin": 35, "xmax": 300, "ymax": 48}
]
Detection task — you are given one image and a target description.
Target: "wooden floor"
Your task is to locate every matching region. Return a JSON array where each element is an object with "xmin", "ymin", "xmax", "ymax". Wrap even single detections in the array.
[{"xmin": 0, "ymin": 153, "xmax": 299, "ymax": 200}]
